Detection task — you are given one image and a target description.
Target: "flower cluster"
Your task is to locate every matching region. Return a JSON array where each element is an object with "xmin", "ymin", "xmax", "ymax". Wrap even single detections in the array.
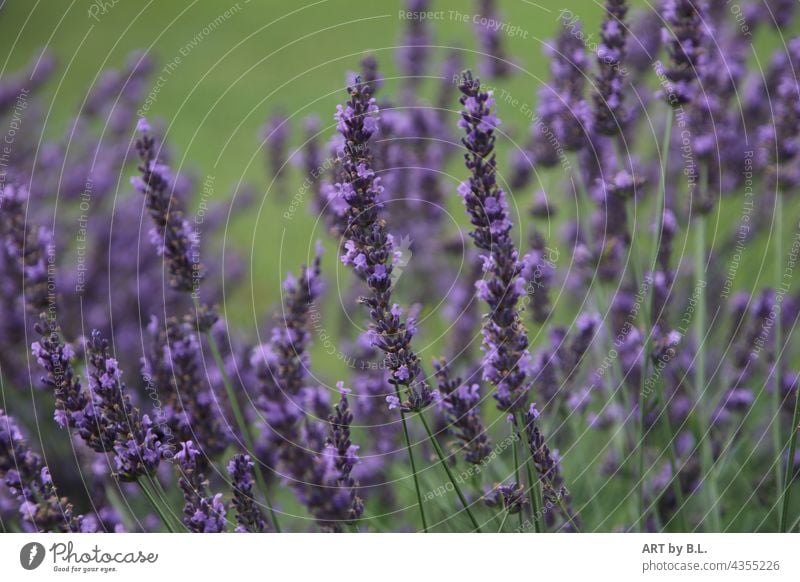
[
  {"xmin": 593, "ymin": 0, "xmax": 629, "ymax": 134},
  {"xmin": 458, "ymin": 70, "xmax": 531, "ymax": 413},
  {"xmin": 336, "ymin": 75, "xmax": 434, "ymax": 412},
  {"xmin": 227, "ymin": 454, "xmax": 269, "ymax": 532},
  {"xmin": 433, "ymin": 358, "xmax": 491, "ymax": 464},
  {"xmin": 176, "ymin": 441, "xmax": 227, "ymax": 533},
  {"xmin": 1, "ymin": 409, "xmax": 95, "ymax": 532},
  {"xmin": 132, "ymin": 119, "xmax": 203, "ymax": 292}
]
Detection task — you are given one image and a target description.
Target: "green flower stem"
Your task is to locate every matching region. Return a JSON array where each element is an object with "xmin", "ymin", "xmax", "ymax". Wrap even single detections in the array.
[
  {"xmin": 694, "ymin": 213, "xmax": 721, "ymax": 531},
  {"xmin": 778, "ymin": 192, "xmax": 800, "ymax": 532},
  {"xmin": 137, "ymin": 478, "xmax": 176, "ymax": 532},
  {"xmin": 637, "ymin": 106, "xmax": 674, "ymax": 531},
  {"xmin": 395, "ymin": 387, "xmax": 429, "ymax": 533},
  {"xmin": 511, "ymin": 423, "xmax": 524, "ymax": 530},
  {"xmin": 418, "ymin": 411, "xmax": 482, "ymax": 532}
]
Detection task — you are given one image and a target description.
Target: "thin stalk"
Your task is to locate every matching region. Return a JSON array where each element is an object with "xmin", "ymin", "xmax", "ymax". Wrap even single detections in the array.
[
  {"xmin": 778, "ymin": 193, "xmax": 800, "ymax": 532},
  {"xmin": 137, "ymin": 478, "xmax": 176, "ymax": 532},
  {"xmin": 496, "ymin": 510, "xmax": 510, "ymax": 533},
  {"xmin": 196, "ymin": 300, "xmax": 282, "ymax": 532},
  {"xmin": 653, "ymin": 396, "xmax": 690, "ymax": 532},
  {"xmin": 557, "ymin": 498, "xmax": 581, "ymax": 532},
  {"xmin": 105, "ymin": 484, "xmax": 136, "ymax": 531},
  {"xmin": 515, "ymin": 412, "xmax": 543, "ymax": 532},
  {"xmin": 779, "ymin": 394, "xmax": 799, "ymax": 531},
  {"xmin": 419, "ymin": 412, "xmax": 482, "ymax": 532},
  {"xmin": 694, "ymin": 214, "xmax": 721, "ymax": 531},
  {"xmin": 511, "ymin": 423, "xmax": 524, "ymax": 530},
  {"xmin": 636, "ymin": 107, "xmax": 674, "ymax": 531},
  {"xmin": 395, "ymin": 387, "xmax": 429, "ymax": 533},
  {"xmin": 790, "ymin": 510, "xmax": 800, "ymax": 533}
]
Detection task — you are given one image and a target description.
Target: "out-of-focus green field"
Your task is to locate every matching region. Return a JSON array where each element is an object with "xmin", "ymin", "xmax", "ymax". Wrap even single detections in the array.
[
  {"xmin": 1, "ymin": 0, "xmax": 795, "ymax": 377},
  {"xmin": 4, "ymin": 0, "xmax": 800, "ymax": 532}
]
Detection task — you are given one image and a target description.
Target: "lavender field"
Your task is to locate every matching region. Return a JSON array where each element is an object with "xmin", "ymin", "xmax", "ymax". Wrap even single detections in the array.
[{"xmin": 1, "ymin": 0, "xmax": 800, "ymax": 535}]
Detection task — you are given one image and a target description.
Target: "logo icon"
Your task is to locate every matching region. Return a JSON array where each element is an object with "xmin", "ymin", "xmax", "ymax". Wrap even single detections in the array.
[
  {"xmin": 391, "ymin": 235, "xmax": 413, "ymax": 286},
  {"xmin": 20, "ymin": 542, "xmax": 45, "ymax": 570}
]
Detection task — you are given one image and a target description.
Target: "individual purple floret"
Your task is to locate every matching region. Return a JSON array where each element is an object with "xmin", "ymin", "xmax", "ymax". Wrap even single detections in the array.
[
  {"xmin": 1, "ymin": 409, "xmax": 95, "ymax": 532},
  {"xmin": 81, "ymin": 330, "xmax": 163, "ymax": 481},
  {"xmin": 660, "ymin": 0, "xmax": 705, "ymax": 105},
  {"xmin": 433, "ymin": 358, "xmax": 491, "ymax": 464},
  {"xmin": 593, "ymin": 0, "xmax": 629, "ymax": 134},
  {"xmin": 176, "ymin": 441, "xmax": 227, "ymax": 533},
  {"xmin": 458, "ymin": 70, "xmax": 531, "ymax": 413},
  {"xmin": 132, "ymin": 118, "xmax": 203, "ymax": 292},
  {"xmin": 227, "ymin": 454, "xmax": 269, "ymax": 532},
  {"xmin": 335, "ymin": 75, "xmax": 434, "ymax": 412}
]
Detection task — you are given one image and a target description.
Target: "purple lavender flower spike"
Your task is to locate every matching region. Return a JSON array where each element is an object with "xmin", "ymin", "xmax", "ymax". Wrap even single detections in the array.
[
  {"xmin": 660, "ymin": 0, "xmax": 704, "ymax": 105},
  {"xmin": 176, "ymin": 441, "xmax": 227, "ymax": 533},
  {"xmin": 397, "ymin": 0, "xmax": 431, "ymax": 89},
  {"xmin": 82, "ymin": 330, "xmax": 164, "ymax": 481},
  {"xmin": 433, "ymin": 358, "xmax": 491, "ymax": 464},
  {"xmin": 593, "ymin": 0, "xmax": 629, "ymax": 135},
  {"xmin": 335, "ymin": 75, "xmax": 434, "ymax": 412},
  {"xmin": 144, "ymin": 313, "xmax": 229, "ymax": 459},
  {"xmin": 133, "ymin": 120, "xmax": 203, "ymax": 292},
  {"xmin": 228, "ymin": 454, "xmax": 269, "ymax": 532},
  {"xmin": 458, "ymin": 70, "xmax": 531, "ymax": 413},
  {"xmin": 523, "ymin": 404, "xmax": 578, "ymax": 528},
  {"xmin": 324, "ymin": 382, "xmax": 364, "ymax": 526},
  {"xmin": 262, "ymin": 113, "xmax": 290, "ymax": 196},
  {"xmin": 31, "ymin": 315, "xmax": 87, "ymax": 429},
  {"xmin": 1, "ymin": 184, "xmax": 53, "ymax": 314},
  {"xmin": 1, "ymin": 409, "xmax": 94, "ymax": 532},
  {"xmin": 546, "ymin": 22, "xmax": 591, "ymax": 151},
  {"xmin": 475, "ymin": 0, "xmax": 513, "ymax": 78}
]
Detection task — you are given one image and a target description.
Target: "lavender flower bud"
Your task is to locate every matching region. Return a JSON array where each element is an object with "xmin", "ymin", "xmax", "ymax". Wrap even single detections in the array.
[
  {"xmin": 31, "ymin": 315, "xmax": 86, "ymax": 429},
  {"xmin": 82, "ymin": 330, "xmax": 163, "ymax": 481},
  {"xmin": 176, "ymin": 441, "xmax": 227, "ymax": 532},
  {"xmin": 433, "ymin": 359, "xmax": 491, "ymax": 464},
  {"xmin": 484, "ymin": 482, "xmax": 527, "ymax": 514},
  {"xmin": 660, "ymin": 0, "xmax": 705, "ymax": 105},
  {"xmin": 132, "ymin": 119, "xmax": 203, "ymax": 292},
  {"xmin": 227, "ymin": 454, "xmax": 268, "ymax": 532},
  {"xmin": 458, "ymin": 71, "xmax": 532, "ymax": 413},
  {"xmin": 336, "ymin": 75, "xmax": 433, "ymax": 412},
  {"xmin": 1, "ymin": 409, "xmax": 93, "ymax": 532},
  {"xmin": 593, "ymin": 0, "xmax": 629, "ymax": 135}
]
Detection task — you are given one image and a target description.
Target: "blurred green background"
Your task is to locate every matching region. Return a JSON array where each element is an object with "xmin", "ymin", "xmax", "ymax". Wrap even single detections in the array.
[
  {"xmin": 0, "ymin": 0, "xmax": 628, "ymax": 363},
  {"xmin": 1, "ymin": 0, "xmax": 795, "ymax": 408},
  {"xmin": 3, "ymin": 0, "xmax": 800, "ymax": 531}
]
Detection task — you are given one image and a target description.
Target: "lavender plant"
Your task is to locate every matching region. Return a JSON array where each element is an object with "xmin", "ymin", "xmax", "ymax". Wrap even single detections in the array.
[{"xmin": 1, "ymin": 1, "xmax": 800, "ymax": 536}]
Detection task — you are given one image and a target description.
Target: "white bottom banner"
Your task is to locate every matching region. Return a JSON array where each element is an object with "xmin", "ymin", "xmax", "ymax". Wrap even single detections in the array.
[{"xmin": 0, "ymin": 533, "xmax": 798, "ymax": 581}]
